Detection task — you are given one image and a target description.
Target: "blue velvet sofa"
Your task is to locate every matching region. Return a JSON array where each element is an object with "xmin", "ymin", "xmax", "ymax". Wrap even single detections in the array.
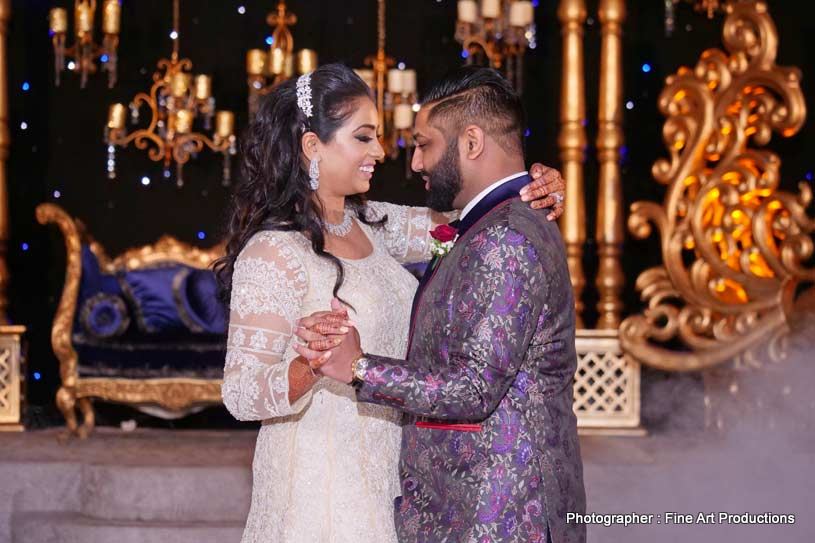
[{"xmin": 37, "ymin": 203, "xmax": 227, "ymax": 437}]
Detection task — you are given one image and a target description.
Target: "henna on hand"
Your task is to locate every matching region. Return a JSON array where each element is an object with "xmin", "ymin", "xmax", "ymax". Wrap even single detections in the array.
[{"xmin": 287, "ymin": 356, "xmax": 320, "ymax": 405}]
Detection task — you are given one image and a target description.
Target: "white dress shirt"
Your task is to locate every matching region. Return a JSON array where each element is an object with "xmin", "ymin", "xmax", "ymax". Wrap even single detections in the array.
[{"xmin": 459, "ymin": 171, "xmax": 529, "ymax": 221}]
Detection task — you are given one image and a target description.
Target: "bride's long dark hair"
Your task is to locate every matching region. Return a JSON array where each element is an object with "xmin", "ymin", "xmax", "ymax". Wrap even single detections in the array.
[{"xmin": 213, "ymin": 63, "xmax": 384, "ymax": 306}]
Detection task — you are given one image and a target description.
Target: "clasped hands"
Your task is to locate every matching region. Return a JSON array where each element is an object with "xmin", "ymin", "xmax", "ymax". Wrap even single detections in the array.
[{"xmin": 293, "ymin": 298, "xmax": 361, "ymax": 384}]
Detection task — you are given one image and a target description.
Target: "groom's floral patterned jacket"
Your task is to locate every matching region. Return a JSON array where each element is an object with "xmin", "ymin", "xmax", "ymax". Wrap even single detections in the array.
[{"xmin": 354, "ymin": 175, "xmax": 586, "ymax": 543}]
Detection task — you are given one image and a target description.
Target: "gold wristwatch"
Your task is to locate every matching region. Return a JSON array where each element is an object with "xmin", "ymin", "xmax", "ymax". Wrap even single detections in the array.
[{"xmin": 350, "ymin": 353, "xmax": 370, "ymax": 385}]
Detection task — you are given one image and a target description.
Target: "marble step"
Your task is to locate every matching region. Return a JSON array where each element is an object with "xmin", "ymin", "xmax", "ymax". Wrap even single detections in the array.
[
  {"xmin": 11, "ymin": 512, "xmax": 244, "ymax": 543},
  {"xmin": 79, "ymin": 463, "xmax": 251, "ymax": 522}
]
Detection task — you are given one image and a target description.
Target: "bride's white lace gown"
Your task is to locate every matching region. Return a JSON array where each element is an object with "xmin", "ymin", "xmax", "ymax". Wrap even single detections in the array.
[{"xmin": 222, "ymin": 202, "xmax": 438, "ymax": 543}]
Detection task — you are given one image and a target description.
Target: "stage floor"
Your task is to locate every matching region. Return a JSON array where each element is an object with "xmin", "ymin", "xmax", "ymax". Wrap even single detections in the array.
[{"xmin": 1, "ymin": 426, "xmax": 812, "ymax": 543}]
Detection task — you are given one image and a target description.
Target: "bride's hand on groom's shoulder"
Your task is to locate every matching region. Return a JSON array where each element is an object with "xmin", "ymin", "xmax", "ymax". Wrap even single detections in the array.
[{"xmin": 521, "ymin": 163, "xmax": 566, "ymax": 221}]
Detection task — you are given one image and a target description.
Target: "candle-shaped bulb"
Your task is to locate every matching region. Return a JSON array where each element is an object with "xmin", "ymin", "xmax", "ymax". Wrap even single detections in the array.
[
  {"xmin": 171, "ymin": 72, "xmax": 190, "ymax": 97},
  {"xmin": 246, "ymin": 49, "xmax": 266, "ymax": 76},
  {"xmin": 107, "ymin": 103, "xmax": 126, "ymax": 130},
  {"xmin": 387, "ymin": 69, "xmax": 404, "ymax": 94},
  {"xmin": 401, "ymin": 69, "xmax": 417, "ymax": 94},
  {"xmin": 393, "ymin": 104, "xmax": 414, "ymax": 130},
  {"xmin": 49, "ymin": 8, "xmax": 68, "ymax": 34},
  {"xmin": 457, "ymin": 1, "xmax": 478, "ymax": 23},
  {"xmin": 216, "ymin": 111, "xmax": 235, "ymax": 139},
  {"xmin": 103, "ymin": 0, "xmax": 121, "ymax": 34},
  {"xmin": 194, "ymin": 75, "xmax": 211, "ymax": 100},
  {"xmin": 510, "ymin": 1, "xmax": 535, "ymax": 27},
  {"xmin": 269, "ymin": 48, "xmax": 285, "ymax": 75},
  {"xmin": 175, "ymin": 110, "xmax": 193, "ymax": 134},
  {"xmin": 296, "ymin": 49, "xmax": 318, "ymax": 75},
  {"xmin": 75, "ymin": 2, "xmax": 95, "ymax": 35},
  {"xmin": 284, "ymin": 54, "xmax": 294, "ymax": 78},
  {"xmin": 354, "ymin": 69, "xmax": 375, "ymax": 89},
  {"xmin": 482, "ymin": 0, "xmax": 501, "ymax": 19}
]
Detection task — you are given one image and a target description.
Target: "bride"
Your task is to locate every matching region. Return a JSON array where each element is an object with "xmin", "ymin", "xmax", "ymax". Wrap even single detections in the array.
[{"xmin": 214, "ymin": 63, "xmax": 564, "ymax": 543}]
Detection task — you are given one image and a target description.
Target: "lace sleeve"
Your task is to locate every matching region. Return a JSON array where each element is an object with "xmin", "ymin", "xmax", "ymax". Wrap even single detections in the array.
[
  {"xmin": 221, "ymin": 231, "xmax": 311, "ymax": 421},
  {"xmin": 365, "ymin": 201, "xmax": 458, "ymax": 264}
]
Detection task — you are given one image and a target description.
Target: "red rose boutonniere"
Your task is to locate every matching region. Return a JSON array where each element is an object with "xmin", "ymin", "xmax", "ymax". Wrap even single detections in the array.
[{"xmin": 429, "ymin": 224, "xmax": 459, "ymax": 258}]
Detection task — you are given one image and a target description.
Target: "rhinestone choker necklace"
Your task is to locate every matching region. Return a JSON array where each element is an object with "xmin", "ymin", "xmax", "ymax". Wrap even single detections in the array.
[{"xmin": 323, "ymin": 210, "xmax": 353, "ymax": 237}]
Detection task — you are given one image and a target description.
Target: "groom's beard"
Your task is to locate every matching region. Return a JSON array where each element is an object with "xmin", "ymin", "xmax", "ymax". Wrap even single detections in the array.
[{"xmin": 424, "ymin": 139, "xmax": 462, "ymax": 212}]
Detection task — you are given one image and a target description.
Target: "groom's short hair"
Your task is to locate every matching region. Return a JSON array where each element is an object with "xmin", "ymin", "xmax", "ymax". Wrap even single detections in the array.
[{"xmin": 421, "ymin": 66, "xmax": 525, "ymax": 155}]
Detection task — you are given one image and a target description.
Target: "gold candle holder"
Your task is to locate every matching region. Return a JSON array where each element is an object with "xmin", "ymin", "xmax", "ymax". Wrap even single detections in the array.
[
  {"xmin": 296, "ymin": 49, "xmax": 318, "ymax": 74},
  {"xmin": 170, "ymin": 72, "xmax": 190, "ymax": 97},
  {"xmin": 175, "ymin": 110, "xmax": 193, "ymax": 134},
  {"xmin": 107, "ymin": 103, "xmax": 126, "ymax": 130},
  {"xmin": 247, "ymin": 49, "xmax": 266, "ymax": 76},
  {"xmin": 103, "ymin": 0, "xmax": 121, "ymax": 34},
  {"xmin": 215, "ymin": 111, "xmax": 235, "ymax": 139},
  {"xmin": 194, "ymin": 75, "xmax": 211, "ymax": 100},
  {"xmin": 49, "ymin": 7, "xmax": 68, "ymax": 34}
]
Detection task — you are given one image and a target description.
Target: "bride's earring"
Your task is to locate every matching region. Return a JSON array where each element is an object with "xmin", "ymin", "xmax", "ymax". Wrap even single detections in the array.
[{"xmin": 309, "ymin": 156, "xmax": 320, "ymax": 191}]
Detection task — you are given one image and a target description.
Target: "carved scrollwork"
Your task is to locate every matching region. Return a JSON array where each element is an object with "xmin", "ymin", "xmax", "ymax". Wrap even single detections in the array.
[
  {"xmin": 620, "ymin": 1, "xmax": 813, "ymax": 371},
  {"xmin": 77, "ymin": 378, "xmax": 222, "ymax": 412}
]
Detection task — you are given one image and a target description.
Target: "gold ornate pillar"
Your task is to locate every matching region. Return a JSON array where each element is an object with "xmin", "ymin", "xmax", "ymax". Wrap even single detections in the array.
[
  {"xmin": 0, "ymin": 0, "xmax": 9, "ymax": 324},
  {"xmin": 595, "ymin": 0, "xmax": 626, "ymax": 329},
  {"xmin": 0, "ymin": 0, "xmax": 23, "ymax": 431},
  {"xmin": 557, "ymin": 0, "xmax": 588, "ymax": 328}
]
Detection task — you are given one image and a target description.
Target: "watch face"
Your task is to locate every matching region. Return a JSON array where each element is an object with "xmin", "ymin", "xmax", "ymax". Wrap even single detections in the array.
[{"xmin": 354, "ymin": 356, "xmax": 368, "ymax": 381}]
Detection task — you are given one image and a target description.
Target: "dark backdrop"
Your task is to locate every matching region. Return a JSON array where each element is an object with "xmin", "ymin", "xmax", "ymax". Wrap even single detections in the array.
[{"xmin": 7, "ymin": 0, "xmax": 815, "ymax": 428}]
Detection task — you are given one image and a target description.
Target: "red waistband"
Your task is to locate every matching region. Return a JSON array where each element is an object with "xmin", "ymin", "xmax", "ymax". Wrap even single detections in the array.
[{"xmin": 415, "ymin": 421, "xmax": 482, "ymax": 432}]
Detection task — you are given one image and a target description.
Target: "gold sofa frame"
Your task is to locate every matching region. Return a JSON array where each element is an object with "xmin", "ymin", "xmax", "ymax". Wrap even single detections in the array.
[{"xmin": 37, "ymin": 203, "xmax": 225, "ymax": 437}]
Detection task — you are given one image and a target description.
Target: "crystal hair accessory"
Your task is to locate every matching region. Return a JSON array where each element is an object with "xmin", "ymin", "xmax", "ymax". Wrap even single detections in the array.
[{"xmin": 296, "ymin": 73, "xmax": 314, "ymax": 118}]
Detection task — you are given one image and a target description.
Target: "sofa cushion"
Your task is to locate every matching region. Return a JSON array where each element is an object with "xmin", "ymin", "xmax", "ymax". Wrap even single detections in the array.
[
  {"xmin": 119, "ymin": 266, "xmax": 227, "ymax": 336},
  {"xmin": 179, "ymin": 268, "xmax": 228, "ymax": 334},
  {"xmin": 79, "ymin": 293, "xmax": 131, "ymax": 339}
]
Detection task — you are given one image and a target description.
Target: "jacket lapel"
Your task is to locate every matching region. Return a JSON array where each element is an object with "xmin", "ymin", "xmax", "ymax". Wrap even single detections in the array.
[{"xmin": 408, "ymin": 174, "xmax": 532, "ymax": 334}]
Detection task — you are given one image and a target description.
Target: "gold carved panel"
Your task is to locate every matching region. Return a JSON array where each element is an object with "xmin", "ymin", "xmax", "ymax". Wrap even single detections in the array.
[{"xmin": 620, "ymin": 1, "xmax": 813, "ymax": 371}]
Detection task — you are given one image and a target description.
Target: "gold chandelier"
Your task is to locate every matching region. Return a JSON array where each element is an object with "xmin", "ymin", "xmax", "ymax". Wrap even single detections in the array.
[
  {"xmin": 665, "ymin": 0, "xmax": 752, "ymax": 35},
  {"xmin": 455, "ymin": 0, "xmax": 536, "ymax": 92},
  {"xmin": 105, "ymin": 0, "xmax": 236, "ymax": 188},
  {"xmin": 355, "ymin": 0, "xmax": 418, "ymax": 166},
  {"xmin": 246, "ymin": 0, "xmax": 318, "ymax": 118},
  {"xmin": 48, "ymin": 0, "xmax": 121, "ymax": 88}
]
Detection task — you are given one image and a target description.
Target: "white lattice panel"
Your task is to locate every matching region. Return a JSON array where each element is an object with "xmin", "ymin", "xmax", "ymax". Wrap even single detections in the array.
[{"xmin": 573, "ymin": 329, "xmax": 641, "ymax": 431}]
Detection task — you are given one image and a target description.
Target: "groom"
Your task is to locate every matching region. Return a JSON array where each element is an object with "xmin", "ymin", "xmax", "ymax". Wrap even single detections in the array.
[{"xmin": 307, "ymin": 66, "xmax": 585, "ymax": 543}]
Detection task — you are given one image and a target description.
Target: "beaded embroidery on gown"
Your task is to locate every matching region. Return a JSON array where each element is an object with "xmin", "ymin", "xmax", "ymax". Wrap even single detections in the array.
[{"xmin": 222, "ymin": 201, "xmax": 438, "ymax": 543}]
